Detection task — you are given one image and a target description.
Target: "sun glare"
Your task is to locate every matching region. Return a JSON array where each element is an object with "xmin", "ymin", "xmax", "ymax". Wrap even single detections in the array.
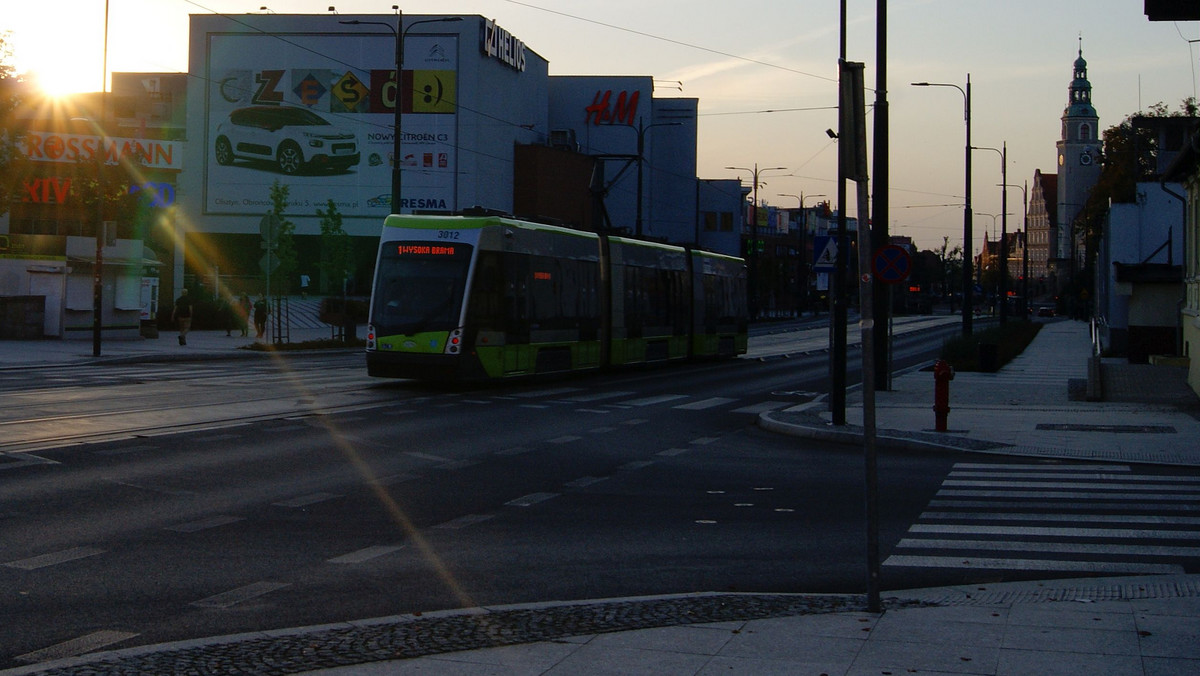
[{"xmin": 28, "ymin": 61, "xmax": 104, "ymax": 98}]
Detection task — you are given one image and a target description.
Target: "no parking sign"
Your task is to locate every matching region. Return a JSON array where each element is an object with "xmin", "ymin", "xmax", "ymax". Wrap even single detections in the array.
[{"xmin": 872, "ymin": 245, "xmax": 911, "ymax": 285}]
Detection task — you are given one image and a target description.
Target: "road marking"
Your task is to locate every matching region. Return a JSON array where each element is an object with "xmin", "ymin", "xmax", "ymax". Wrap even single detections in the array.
[
  {"xmin": 506, "ymin": 492, "xmax": 559, "ymax": 507},
  {"xmin": 690, "ymin": 437, "xmax": 719, "ymax": 445},
  {"xmin": 405, "ymin": 451, "xmax": 453, "ymax": 463},
  {"xmin": 920, "ymin": 511, "xmax": 1200, "ymax": 526},
  {"xmin": 4, "ymin": 547, "xmax": 104, "ymax": 571},
  {"xmin": 519, "ymin": 404, "xmax": 551, "ymax": 409},
  {"xmin": 576, "ymin": 408, "xmax": 612, "ymax": 414},
  {"xmin": 928, "ymin": 499, "xmax": 1200, "ymax": 511},
  {"xmin": 883, "ymin": 555, "xmax": 1183, "ymax": 574},
  {"xmin": 547, "ymin": 435, "xmax": 582, "ymax": 444},
  {"xmin": 731, "ymin": 401, "xmax": 791, "ymax": 414},
  {"xmin": 191, "ymin": 581, "xmax": 291, "ymax": 609},
  {"xmin": 561, "ymin": 391, "xmax": 633, "ymax": 402},
  {"xmin": 952, "ymin": 463, "xmax": 1130, "ymax": 471},
  {"xmin": 434, "ymin": 514, "xmax": 495, "ymax": 529},
  {"xmin": 621, "ymin": 418, "xmax": 649, "ymax": 425},
  {"xmin": 942, "ymin": 479, "xmax": 1200, "ymax": 491},
  {"xmin": 0, "ymin": 453, "xmax": 59, "ymax": 470},
  {"xmin": 495, "ymin": 446, "xmax": 532, "ymax": 456},
  {"xmin": 564, "ymin": 476, "xmax": 607, "ymax": 488},
  {"xmin": 620, "ymin": 394, "xmax": 690, "ymax": 407},
  {"xmin": 619, "ymin": 461, "xmax": 655, "ymax": 471},
  {"xmin": 166, "ymin": 515, "xmax": 245, "ymax": 533},
  {"xmin": 936, "ymin": 489, "xmax": 1199, "ymax": 500},
  {"xmin": 674, "ymin": 397, "xmax": 736, "ymax": 410},
  {"xmin": 274, "ymin": 492, "xmax": 341, "ymax": 508},
  {"xmin": 328, "ymin": 545, "xmax": 404, "ymax": 564},
  {"xmin": 588, "ymin": 426, "xmax": 617, "ymax": 434},
  {"xmin": 657, "ymin": 448, "xmax": 690, "ymax": 456},
  {"xmin": 909, "ymin": 524, "xmax": 1200, "ymax": 540},
  {"xmin": 515, "ymin": 387, "xmax": 583, "ymax": 399},
  {"xmin": 949, "ymin": 471, "xmax": 1197, "ymax": 481},
  {"xmin": 15, "ymin": 630, "xmax": 139, "ymax": 664},
  {"xmin": 896, "ymin": 538, "xmax": 1200, "ymax": 558}
]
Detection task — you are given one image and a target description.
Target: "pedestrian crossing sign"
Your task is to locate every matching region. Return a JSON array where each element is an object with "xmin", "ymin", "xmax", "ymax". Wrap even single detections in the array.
[{"xmin": 813, "ymin": 236, "xmax": 838, "ymax": 271}]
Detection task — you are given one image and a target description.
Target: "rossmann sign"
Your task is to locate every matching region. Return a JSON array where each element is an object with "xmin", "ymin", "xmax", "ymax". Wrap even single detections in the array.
[{"xmin": 20, "ymin": 133, "xmax": 182, "ymax": 172}]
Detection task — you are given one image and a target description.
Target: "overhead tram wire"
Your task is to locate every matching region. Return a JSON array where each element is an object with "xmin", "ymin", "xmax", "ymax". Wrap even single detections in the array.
[{"xmin": 500, "ymin": 0, "xmax": 839, "ymax": 84}]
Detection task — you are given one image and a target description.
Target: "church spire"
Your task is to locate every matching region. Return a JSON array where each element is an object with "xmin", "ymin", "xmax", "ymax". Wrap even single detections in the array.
[{"xmin": 1066, "ymin": 38, "xmax": 1094, "ymax": 117}]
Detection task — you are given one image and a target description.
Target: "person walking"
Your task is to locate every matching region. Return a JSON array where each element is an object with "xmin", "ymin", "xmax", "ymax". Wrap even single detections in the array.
[
  {"xmin": 238, "ymin": 294, "xmax": 252, "ymax": 337},
  {"xmin": 253, "ymin": 294, "xmax": 270, "ymax": 340},
  {"xmin": 172, "ymin": 288, "xmax": 193, "ymax": 346}
]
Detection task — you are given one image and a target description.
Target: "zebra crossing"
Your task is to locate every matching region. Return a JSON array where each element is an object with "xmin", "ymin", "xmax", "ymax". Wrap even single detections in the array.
[
  {"xmin": 491, "ymin": 386, "xmax": 796, "ymax": 416},
  {"xmin": 884, "ymin": 462, "xmax": 1200, "ymax": 575}
]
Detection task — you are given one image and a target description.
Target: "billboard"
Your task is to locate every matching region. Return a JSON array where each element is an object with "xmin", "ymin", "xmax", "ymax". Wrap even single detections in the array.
[{"xmin": 204, "ymin": 31, "xmax": 458, "ymax": 217}]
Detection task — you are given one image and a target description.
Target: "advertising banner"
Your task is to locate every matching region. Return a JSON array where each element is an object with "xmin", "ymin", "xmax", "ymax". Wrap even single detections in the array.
[{"xmin": 204, "ymin": 32, "xmax": 458, "ymax": 217}]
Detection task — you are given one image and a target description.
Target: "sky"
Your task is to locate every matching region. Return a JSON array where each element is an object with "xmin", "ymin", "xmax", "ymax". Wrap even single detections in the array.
[{"xmin": 4, "ymin": 0, "xmax": 1199, "ymax": 254}]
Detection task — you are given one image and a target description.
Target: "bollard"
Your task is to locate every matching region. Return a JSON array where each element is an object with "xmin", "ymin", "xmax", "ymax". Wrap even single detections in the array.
[{"xmin": 933, "ymin": 359, "xmax": 954, "ymax": 432}]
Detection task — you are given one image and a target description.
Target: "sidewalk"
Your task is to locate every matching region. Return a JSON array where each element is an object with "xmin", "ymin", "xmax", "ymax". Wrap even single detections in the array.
[
  {"xmin": 2, "ymin": 318, "xmax": 1199, "ymax": 675},
  {"xmin": 760, "ymin": 318, "xmax": 1200, "ymax": 467}
]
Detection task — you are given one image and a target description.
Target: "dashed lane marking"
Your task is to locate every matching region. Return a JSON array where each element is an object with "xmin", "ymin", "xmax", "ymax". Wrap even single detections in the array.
[
  {"xmin": 506, "ymin": 492, "xmax": 560, "ymax": 507},
  {"xmin": 328, "ymin": 545, "xmax": 405, "ymax": 564},
  {"xmin": 15, "ymin": 630, "xmax": 139, "ymax": 664},
  {"xmin": 433, "ymin": 514, "xmax": 495, "ymax": 529},
  {"xmin": 4, "ymin": 547, "xmax": 105, "ymax": 571},
  {"xmin": 190, "ymin": 581, "xmax": 291, "ymax": 609},
  {"xmin": 673, "ymin": 397, "xmax": 737, "ymax": 410},
  {"xmin": 166, "ymin": 515, "xmax": 245, "ymax": 533},
  {"xmin": 273, "ymin": 492, "xmax": 341, "ymax": 508}
]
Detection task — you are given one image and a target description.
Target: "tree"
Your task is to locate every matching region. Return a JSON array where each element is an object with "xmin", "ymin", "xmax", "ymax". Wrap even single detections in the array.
[
  {"xmin": 267, "ymin": 180, "xmax": 298, "ymax": 297},
  {"xmin": 0, "ymin": 31, "xmax": 26, "ymax": 219},
  {"xmin": 316, "ymin": 199, "xmax": 353, "ymax": 295}
]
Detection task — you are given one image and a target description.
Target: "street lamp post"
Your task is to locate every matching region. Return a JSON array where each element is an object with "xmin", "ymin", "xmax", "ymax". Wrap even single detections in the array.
[
  {"xmin": 341, "ymin": 13, "xmax": 462, "ymax": 212},
  {"xmin": 726, "ymin": 164, "xmax": 788, "ymax": 320},
  {"xmin": 912, "ymin": 76, "xmax": 972, "ymax": 336},
  {"xmin": 973, "ymin": 143, "xmax": 1008, "ymax": 323},
  {"xmin": 635, "ymin": 118, "xmax": 681, "ymax": 237},
  {"xmin": 1001, "ymin": 180, "xmax": 1029, "ymax": 318},
  {"xmin": 779, "ymin": 192, "xmax": 825, "ymax": 316}
]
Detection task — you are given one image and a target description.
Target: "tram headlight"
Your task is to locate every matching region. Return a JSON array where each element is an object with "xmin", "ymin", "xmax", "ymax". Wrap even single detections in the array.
[{"xmin": 444, "ymin": 328, "xmax": 463, "ymax": 355}]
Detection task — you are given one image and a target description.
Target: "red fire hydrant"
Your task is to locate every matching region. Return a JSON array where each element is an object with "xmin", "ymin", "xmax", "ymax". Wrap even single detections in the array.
[{"xmin": 933, "ymin": 359, "xmax": 954, "ymax": 432}]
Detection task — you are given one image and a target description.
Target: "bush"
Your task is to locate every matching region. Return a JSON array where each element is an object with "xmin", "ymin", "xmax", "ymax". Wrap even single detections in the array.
[{"xmin": 940, "ymin": 321, "xmax": 1041, "ymax": 372}]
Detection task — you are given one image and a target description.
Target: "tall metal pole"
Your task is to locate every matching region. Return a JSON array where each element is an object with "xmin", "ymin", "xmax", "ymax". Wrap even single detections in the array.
[
  {"xmin": 93, "ymin": 0, "xmax": 110, "ymax": 357},
  {"xmin": 832, "ymin": 0, "xmax": 848, "ymax": 425},
  {"xmin": 999, "ymin": 142, "xmax": 1008, "ymax": 323},
  {"xmin": 913, "ymin": 76, "xmax": 973, "ymax": 336},
  {"xmin": 871, "ymin": 0, "xmax": 889, "ymax": 392}
]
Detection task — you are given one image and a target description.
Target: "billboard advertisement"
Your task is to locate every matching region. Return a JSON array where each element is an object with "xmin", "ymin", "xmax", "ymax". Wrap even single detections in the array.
[{"xmin": 204, "ymin": 31, "xmax": 458, "ymax": 217}]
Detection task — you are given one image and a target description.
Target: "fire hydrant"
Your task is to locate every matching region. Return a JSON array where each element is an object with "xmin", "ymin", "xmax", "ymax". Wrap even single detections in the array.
[{"xmin": 933, "ymin": 359, "xmax": 954, "ymax": 432}]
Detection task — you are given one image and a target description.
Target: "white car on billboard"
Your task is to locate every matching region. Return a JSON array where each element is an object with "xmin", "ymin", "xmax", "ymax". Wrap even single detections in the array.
[{"xmin": 214, "ymin": 106, "xmax": 360, "ymax": 175}]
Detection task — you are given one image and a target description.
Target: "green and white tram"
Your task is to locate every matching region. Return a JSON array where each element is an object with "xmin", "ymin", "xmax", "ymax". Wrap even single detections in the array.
[{"xmin": 365, "ymin": 213, "xmax": 747, "ymax": 380}]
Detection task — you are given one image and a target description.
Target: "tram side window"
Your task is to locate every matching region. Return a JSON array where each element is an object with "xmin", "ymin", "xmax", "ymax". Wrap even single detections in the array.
[
  {"xmin": 528, "ymin": 255, "xmax": 601, "ymax": 338},
  {"xmin": 623, "ymin": 265, "xmax": 688, "ymax": 338},
  {"xmin": 466, "ymin": 251, "xmax": 505, "ymax": 332}
]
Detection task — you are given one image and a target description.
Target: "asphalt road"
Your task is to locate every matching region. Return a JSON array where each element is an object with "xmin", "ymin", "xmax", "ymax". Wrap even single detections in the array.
[{"xmin": 2, "ymin": 325, "xmax": 1196, "ymax": 668}]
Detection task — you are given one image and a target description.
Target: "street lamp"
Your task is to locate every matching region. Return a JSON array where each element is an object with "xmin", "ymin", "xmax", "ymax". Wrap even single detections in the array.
[
  {"xmin": 726, "ymin": 164, "xmax": 788, "ymax": 320},
  {"xmin": 1001, "ymin": 180, "xmax": 1029, "ymax": 318},
  {"xmin": 912, "ymin": 76, "xmax": 973, "ymax": 335},
  {"xmin": 779, "ymin": 192, "xmax": 825, "ymax": 316},
  {"xmin": 341, "ymin": 13, "xmax": 462, "ymax": 212},
  {"xmin": 634, "ymin": 119, "xmax": 681, "ymax": 237},
  {"xmin": 973, "ymin": 143, "xmax": 1008, "ymax": 323}
]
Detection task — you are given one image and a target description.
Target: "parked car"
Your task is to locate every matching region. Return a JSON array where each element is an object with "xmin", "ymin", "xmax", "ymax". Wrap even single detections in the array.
[
  {"xmin": 1036, "ymin": 305, "xmax": 1055, "ymax": 317},
  {"xmin": 214, "ymin": 106, "xmax": 360, "ymax": 175}
]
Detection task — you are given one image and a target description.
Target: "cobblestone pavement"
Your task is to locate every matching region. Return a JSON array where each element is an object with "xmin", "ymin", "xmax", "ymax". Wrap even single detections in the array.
[{"xmin": 20, "ymin": 594, "xmax": 881, "ymax": 675}]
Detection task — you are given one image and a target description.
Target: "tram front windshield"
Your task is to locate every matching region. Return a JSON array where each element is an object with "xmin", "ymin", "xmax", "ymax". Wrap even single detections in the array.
[{"xmin": 372, "ymin": 242, "xmax": 473, "ymax": 335}]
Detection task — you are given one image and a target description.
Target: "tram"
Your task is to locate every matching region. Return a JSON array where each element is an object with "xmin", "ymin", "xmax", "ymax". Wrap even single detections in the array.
[{"xmin": 365, "ymin": 212, "xmax": 747, "ymax": 380}]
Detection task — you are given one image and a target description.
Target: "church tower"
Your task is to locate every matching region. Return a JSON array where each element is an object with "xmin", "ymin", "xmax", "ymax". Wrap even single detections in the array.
[{"xmin": 1054, "ymin": 41, "xmax": 1101, "ymax": 287}]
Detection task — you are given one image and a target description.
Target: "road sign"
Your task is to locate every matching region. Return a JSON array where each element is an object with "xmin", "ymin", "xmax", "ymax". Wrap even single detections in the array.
[
  {"xmin": 872, "ymin": 245, "xmax": 911, "ymax": 285},
  {"xmin": 259, "ymin": 253, "xmax": 279, "ymax": 275},
  {"xmin": 259, "ymin": 214, "xmax": 281, "ymax": 244},
  {"xmin": 812, "ymin": 236, "xmax": 838, "ymax": 271}
]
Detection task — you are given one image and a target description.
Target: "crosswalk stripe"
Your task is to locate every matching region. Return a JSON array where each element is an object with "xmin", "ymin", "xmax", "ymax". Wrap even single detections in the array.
[
  {"xmin": 928, "ymin": 499, "xmax": 1200, "ymax": 511},
  {"xmin": 920, "ymin": 511, "xmax": 1200, "ymax": 526},
  {"xmin": 936, "ymin": 489, "xmax": 1198, "ymax": 500},
  {"xmin": 620, "ymin": 394, "xmax": 691, "ymax": 407},
  {"xmin": 674, "ymin": 397, "xmax": 737, "ymax": 410},
  {"xmin": 910, "ymin": 524, "xmax": 1200, "ymax": 540},
  {"xmin": 896, "ymin": 538, "xmax": 1200, "ymax": 558},
  {"xmin": 943, "ymin": 479, "xmax": 1200, "ymax": 491},
  {"xmin": 883, "ymin": 555, "xmax": 1183, "ymax": 574}
]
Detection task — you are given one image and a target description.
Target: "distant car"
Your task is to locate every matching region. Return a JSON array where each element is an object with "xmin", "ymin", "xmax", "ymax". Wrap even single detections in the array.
[
  {"xmin": 1036, "ymin": 306, "xmax": 1055, "ymax": 317},
  {"xmin": 214, "ymin": 106, "xmax": 360, "ymax": 175}
]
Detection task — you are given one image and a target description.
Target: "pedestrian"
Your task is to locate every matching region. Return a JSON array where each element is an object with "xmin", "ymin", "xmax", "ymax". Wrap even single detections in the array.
[
  {"xmin": 239, "ymin": 294, "xmax": 252, "ymax": 337},
  {"xmin": 300, "ymin": 273, "xmax": 310, "ymax": 299},
  {"xmin": 253, "ymin": 294, "xmax": 270, "ymax": 340},
  {"xmin": 172, "ymin": 288, "xmax": 193, "ymax": 346}
]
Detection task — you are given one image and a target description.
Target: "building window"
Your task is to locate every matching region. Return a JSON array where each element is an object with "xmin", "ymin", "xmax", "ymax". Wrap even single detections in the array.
[{"xmin": 1079, "ymin": 123, "xmax": 1091, "ymax": 141}]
